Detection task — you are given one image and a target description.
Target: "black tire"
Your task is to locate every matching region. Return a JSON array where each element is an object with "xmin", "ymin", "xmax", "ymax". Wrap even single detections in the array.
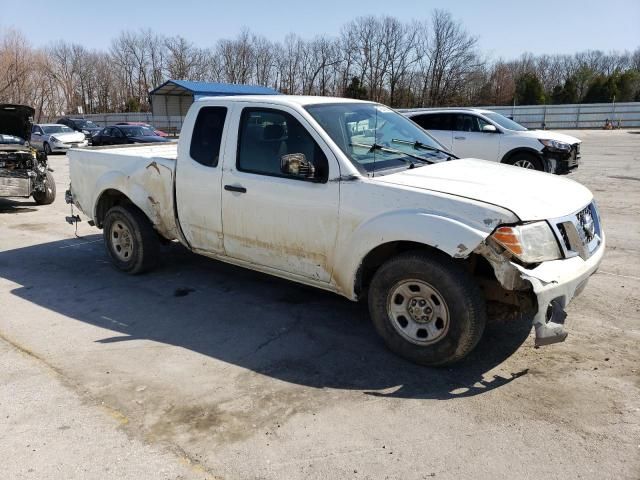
[
  {"xmin": 43, "ymin": 142, "xmax": 52, "ymax": 155},
  {"xmin": 368, "ymin": 250, "xmax": 486, "ymax": 366},
  {"xmin": 505, "ymin": 153, "xmax": 544, "ymax": 171},
  {"xmin": 32, "ymin": 171, "xmax": 56, "ymax": 205},
  {"xmin": 102, "ymin": 205, "xmax": 159, "ymax": 274}
]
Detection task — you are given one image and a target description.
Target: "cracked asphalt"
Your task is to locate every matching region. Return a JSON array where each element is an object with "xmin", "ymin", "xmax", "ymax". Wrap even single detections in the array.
[{"xmin": 1, "ymin": 130, "xmax": 639, "ymax": 479}]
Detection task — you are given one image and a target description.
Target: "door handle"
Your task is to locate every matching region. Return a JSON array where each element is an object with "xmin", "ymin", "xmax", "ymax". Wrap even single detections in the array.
[
  {"xmin": 454, "ymin": 136, "xmax": 466, "ymax": 140},
  {"xmin": 224, "ymin": 185, "xmax": 247, "ymax": 193}
]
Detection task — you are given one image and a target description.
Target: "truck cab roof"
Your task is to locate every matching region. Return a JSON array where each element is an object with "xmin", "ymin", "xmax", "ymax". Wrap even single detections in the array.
[{"xmin": 194, "ymin": 95, "xmax": 374, "ymax": 108}]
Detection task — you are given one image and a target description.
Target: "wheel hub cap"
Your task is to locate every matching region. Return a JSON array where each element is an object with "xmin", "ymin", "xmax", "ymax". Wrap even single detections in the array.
[
  {"xmin": 407, "ymin": 297, "xmax": 434, "ymax": 323},
  {"xmin": 387, "ymin": 279, "xmax": 450, "ymax": 345},
  {"xmin": 110, "ymin": 221, "xmax": 133, "ymax": 261}
]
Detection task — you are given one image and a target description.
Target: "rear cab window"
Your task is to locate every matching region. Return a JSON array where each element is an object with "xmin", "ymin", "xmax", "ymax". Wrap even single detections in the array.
[{"xmin": 190, "ymin": 107, "xmax": 227, "ymax": 167}]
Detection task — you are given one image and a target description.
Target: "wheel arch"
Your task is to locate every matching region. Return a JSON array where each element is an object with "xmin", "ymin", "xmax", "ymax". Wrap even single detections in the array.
[
  {"xmin": 90, "ymin": 166, "xmax": 177, "ymax": 240},
  {"xmin": 332, "ymin": 210, "xmax": 491, "ymax": 300},
  {"xmin": 94, "ymin": 188, "xmax": 137, "ymax": 228},
  {"xmin": 500, "ymin": 147, "xmax": 544, "ymax": 165}
]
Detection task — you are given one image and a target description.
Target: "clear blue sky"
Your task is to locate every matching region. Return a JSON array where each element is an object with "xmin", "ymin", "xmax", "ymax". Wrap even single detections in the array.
[{"xmin": 1, "ymin": 0, "xmax": 638, "ymax": 58}]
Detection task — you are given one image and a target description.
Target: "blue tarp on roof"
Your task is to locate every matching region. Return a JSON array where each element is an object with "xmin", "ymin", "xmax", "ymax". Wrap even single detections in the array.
[{"xmin": 149, "ymin": 80, "xmax": 279, "ymax": 98}]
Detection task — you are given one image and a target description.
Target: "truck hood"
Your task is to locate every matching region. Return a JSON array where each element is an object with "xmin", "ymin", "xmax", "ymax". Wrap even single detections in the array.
[
  {"xmin": 375, "ymin": 159, "xmax": 592, "ymax": 221},
  {"xmin": 0, "ymin": 104, "xmax": 35, "ymax": 142},
  {"xmin": 514, "ymin": 129, "xmax": 581, "ymax": 145}
]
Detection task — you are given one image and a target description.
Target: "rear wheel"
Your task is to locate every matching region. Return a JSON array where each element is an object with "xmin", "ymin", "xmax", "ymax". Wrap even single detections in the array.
[
  {"xmin": 32, "ymin": 171, "xmax": 56, "ymax": 205},
  {"xmin": 103, "ymin": 205, "xmax": 159, "ymax": 274},
  {"xmin": 368, "ymin": 251, "xmax": 486, "ymax": 366},
  {"xmin": 505, "ymin": 153, "xmax": 544, "ymax": 171}
]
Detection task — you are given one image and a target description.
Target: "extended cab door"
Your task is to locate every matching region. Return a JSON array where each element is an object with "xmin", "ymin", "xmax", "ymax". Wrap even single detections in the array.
[
  {"xmin": 175, "ymin": 103, "xmax": 229, "ymax": 253},
  {"xmin": 450, "ymin": 114, "xmax": 501, "ymax": 161},
  {"xmin": 220, "ymin": 104, "xmax": 340, "ymax": 282}
]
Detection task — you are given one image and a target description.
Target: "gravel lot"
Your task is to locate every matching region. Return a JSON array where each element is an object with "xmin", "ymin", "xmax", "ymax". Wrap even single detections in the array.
[{"xmin": 1, "ymin": 129, "xmax": 638, "ymax": 480}]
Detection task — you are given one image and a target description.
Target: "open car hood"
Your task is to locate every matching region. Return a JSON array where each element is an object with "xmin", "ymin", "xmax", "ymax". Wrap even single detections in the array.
[{"xmin": 0, "ymin": 104, "xmax": 35, "ymax": 142}]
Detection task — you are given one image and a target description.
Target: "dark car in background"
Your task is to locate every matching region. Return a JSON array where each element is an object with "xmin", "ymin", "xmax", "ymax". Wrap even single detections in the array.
[
  {"xmin": 56, "ymin": 117, "xmax": 101, "ymax": 140},
  {"xmin": 115, "ymin": 122, "xmax": 168, "ymax": 137},
  {"xmin": 91, "ymin": 125, "xmax": 171, "ymax": 146}
]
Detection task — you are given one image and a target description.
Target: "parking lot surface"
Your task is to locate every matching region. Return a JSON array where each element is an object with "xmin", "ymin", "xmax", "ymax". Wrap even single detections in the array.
[{"xmin": 1, "ymin": 130, "xmax": 639, "ymax": 479}]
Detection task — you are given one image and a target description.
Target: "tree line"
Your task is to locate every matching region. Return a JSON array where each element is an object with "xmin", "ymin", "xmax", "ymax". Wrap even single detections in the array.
[{"xmin": 1, "ymin": 10, "xmax": 639, "ymax": 120}]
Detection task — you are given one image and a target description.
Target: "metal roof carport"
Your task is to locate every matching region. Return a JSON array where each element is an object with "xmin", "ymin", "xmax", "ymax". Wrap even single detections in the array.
[{"xmin": 149, "ymin": 80, "xmax": 279, "ymax": 117}]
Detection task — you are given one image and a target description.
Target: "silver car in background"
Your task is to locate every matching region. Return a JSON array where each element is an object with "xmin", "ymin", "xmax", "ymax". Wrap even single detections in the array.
[{"xmin": 30, "ymin": 124, "xmax": 88, "ymax": 154}]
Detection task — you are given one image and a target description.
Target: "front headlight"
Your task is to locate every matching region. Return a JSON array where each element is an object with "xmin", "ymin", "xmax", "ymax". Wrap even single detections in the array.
[
  {"xmin": 50, "ymin": 136, "xmax": 60, "ymax": 143},
  {"xmin": 539, "ymin": 139, "xmax": 571, "ymax": 151},
  {"xmin": 491, "ymin": 221, "xmax": 562, "ymax": 263}
]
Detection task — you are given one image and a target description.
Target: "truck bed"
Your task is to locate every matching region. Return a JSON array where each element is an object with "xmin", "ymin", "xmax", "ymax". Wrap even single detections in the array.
[
  {"xmin": 68, "ymin": 143, "xmax": 180, "ymax": 240},
  {"xmin": 84, "ymin": 142, "xmax": 178, "ymax": 160}
]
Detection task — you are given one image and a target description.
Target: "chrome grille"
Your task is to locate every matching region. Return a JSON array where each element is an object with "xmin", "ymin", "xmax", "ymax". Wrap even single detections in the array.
[
  {"xmin": 550, "ymin": 202, "xmax": 602, "ymax": 260},
  {"xmin": 576, "ymin": 205, "xmax": 596, "ymax": 244},
  {"xmin": 557, "ymin": 223, "xmax": 571, "ymax": 250}
]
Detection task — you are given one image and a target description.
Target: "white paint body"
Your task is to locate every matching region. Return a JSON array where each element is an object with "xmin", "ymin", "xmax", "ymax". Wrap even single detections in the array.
[
  {"xmin": 67, "ymin": 96, "xmax": 602, "ymax": 319},
  {"xmin": 402, "ymin": 108, "xmax": 582, "ymax": 173},
  {"xmin": 31, "ymin": 124, "xmax": 88, "ymax": 152}
]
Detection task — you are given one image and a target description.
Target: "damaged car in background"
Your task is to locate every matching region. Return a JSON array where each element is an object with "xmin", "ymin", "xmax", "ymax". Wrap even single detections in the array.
[
  {"xmin": 66, "ymin": 96, "xmax": 604, "ymax": 366},
  {"xmin": 0, "ymin": 104, "xmax": 56, "ymax": 205}
]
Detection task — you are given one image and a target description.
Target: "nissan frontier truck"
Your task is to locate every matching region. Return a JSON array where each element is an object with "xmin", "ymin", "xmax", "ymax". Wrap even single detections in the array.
[{"xmin": 66, "ymin": 96, "xmax": 604, "ymax": 366}]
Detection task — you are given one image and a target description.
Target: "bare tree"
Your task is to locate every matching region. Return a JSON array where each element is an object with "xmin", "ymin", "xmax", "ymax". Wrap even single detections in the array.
[
  {"xmin": 2, "ymin": 14, "xmax": 638, "ymax": 114},
  {"xmin": 419, "ymin": 10, "xmax": 484, "ymax": 106}
]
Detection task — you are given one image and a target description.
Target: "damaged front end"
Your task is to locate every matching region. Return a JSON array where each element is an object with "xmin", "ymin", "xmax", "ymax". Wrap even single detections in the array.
[
  {"xmin": 0, "ymin": 104, "xmax": 54, "ymax": 202},
  {"xmin": 474, "ymin": 241, "xmax": 568, "ymax": 347},
  {"xmin": 474, "ymin": 211, "xmax": 605, "ymax": 348}
]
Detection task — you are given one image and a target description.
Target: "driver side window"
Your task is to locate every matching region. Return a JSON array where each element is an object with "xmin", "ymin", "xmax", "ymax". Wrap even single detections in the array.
[{"xmin": 237, "ymin": 108, "xmax": 328, "ymax": 182}]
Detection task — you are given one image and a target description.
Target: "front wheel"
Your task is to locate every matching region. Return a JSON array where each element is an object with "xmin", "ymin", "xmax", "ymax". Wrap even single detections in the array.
[
  {"xmin": 103, "ymin": 205, "xmax": 159, "ymax": 274},
  {"xmin": 368, "ymin": 251, "xmax": 486, "ymax": 366},
  {"xmin": 43, "ymin": 142, "xmax": 52, "ymax": 155},
  {"xmin": 505, "ymin": 153, "xmax": 544, "ymax": 171}
]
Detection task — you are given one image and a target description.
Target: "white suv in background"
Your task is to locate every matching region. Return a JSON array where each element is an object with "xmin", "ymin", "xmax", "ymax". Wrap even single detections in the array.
[{"xmin": 402, "ymin": 108, "xmax": 581, "ymax": 174}]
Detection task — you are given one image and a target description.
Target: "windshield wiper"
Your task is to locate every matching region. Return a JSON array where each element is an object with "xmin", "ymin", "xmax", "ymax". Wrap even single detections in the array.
[
  {"xmin": 391, "ymin": 138, "xmax": 457, "ymax": 159},
  {"xmin": 350, "ymin": 142, "xmax": 434, "ymax": 165}
]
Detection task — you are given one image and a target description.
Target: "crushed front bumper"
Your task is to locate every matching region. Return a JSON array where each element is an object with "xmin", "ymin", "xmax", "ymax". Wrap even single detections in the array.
[
  {"xmin": 514, "ymin": 232, "xmax": 605, "ymax": 346},
  {"xmin": 544, "ymin": 143, "xmax": 581, "ymax": 174}
]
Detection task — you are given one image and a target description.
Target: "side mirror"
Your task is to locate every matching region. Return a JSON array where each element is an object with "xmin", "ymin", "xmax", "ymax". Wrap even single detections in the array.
[
  {"xmin": 281, "ymin": 153, "xmax": 316, "ymax": 180},
  {"xmin": 482, "ymin": 124, "xmax": 498, "ymax": 133}
]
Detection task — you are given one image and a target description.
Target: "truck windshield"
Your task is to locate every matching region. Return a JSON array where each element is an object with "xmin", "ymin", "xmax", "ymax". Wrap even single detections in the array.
[{"xmin": 305, "ymin": 103, "xmax": 451, "ymax": 175}]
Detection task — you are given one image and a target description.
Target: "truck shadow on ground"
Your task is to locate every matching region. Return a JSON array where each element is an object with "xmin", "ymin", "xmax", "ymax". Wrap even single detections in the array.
[
  {"xmin": 0, "ymin": 198, "xmax": 39, "ymax": 214},
  {"xmin": 2, "ymin": 235, "xmax": 532, "ymax": 400}
]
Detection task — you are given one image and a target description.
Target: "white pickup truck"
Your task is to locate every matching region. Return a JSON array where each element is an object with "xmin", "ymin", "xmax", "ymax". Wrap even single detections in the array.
[{"xmin": 67, "ymin": 96, "xmax": 605, "ymax": 366}]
